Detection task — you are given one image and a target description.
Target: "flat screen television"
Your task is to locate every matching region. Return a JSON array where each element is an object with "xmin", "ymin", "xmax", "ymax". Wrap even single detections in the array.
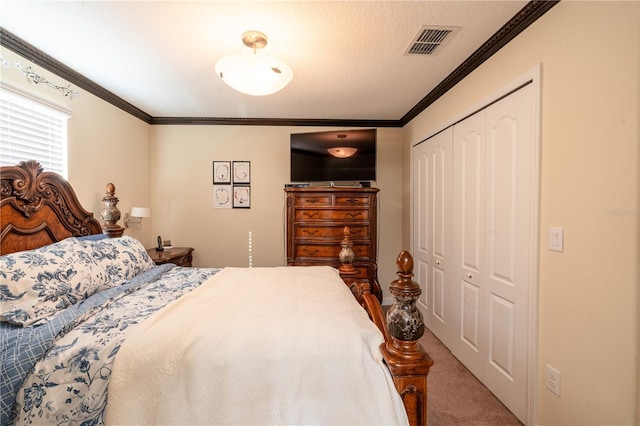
[{"xmin": 290, "ymin": 129, "xmax": 376, "ymax": 183}]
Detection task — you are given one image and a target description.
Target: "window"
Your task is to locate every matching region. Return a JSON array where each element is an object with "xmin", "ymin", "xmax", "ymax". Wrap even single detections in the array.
[{"xmin": 0, "ymin": 86, "xmax": 69, "ymax": 177}]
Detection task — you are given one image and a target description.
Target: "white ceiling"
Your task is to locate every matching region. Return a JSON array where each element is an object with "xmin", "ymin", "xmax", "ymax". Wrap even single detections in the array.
[{"xmin": 0, "ymin": 1, "xmax": 527, "ymax": 121}]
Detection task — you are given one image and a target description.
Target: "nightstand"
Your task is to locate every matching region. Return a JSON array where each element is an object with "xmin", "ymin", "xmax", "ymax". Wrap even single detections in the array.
[{"xmin": 147, "ymin": 247, "xmax": 194, "ymax": 267}]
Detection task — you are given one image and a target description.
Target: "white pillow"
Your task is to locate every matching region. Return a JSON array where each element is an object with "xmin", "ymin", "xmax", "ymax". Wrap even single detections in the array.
[{"xmin": 78, "ymin": 235, "xmax": 156, "ymax": 289}]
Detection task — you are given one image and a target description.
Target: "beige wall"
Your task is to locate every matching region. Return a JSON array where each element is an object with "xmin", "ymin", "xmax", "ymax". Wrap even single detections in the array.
[
  {"xmin": 403, "ymin": 2, "xmax": 639, "ymax": 424},
  {"xmin": 148, "ymin": 125, "xmax": 404, "ymax": 300},
  {"xmin": 69, "ymin": 91, "xmax": 151, "ymax": 242}
]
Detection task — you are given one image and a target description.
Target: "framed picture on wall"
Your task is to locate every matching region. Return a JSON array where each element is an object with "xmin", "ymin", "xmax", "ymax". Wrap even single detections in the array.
[
  {"xmin": 213, "ymin": 161, "xmax": 231, "ymax": 184},
  {"xmin": 233, "ymin": 161, "xmax": 250, "ymax": 184},
  {"xmin": 213, "ymin": 185, "xmax": 232, "ymax": 208},
  {"xmin": 233, "ymin": 185, "xmax": 251, "ymax": 208}
]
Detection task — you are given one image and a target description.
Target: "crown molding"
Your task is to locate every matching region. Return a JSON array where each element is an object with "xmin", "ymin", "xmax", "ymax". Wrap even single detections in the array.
[
  {"xmin": 0, "ymin": 0, "xmax": 558, "ymax": 127},
  {"xmin": 150, "ymin": 116, "xmax": 401, "ymax": 127}
]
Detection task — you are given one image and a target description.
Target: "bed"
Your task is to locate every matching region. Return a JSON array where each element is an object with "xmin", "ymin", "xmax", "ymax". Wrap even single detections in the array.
[{"xmin": 1, "ymin": 160, "xmax": 433, "ymax": 425}]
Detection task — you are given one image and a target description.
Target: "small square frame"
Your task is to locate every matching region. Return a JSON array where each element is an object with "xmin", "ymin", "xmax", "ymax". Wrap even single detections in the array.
[
  {"xmin": 233, "ymin": 161, "xmax": 251, "ymax": 184},
  {"xmin": 213, "ymin": 185, "xmax": 232, "ymax": 208},
  {"xmin": 233, "ymin": 185, "xmax": 251, "ymax": 208},
  {"xmin": 213, "ymin": 161, "xmax": 231, "ymax": 184}
]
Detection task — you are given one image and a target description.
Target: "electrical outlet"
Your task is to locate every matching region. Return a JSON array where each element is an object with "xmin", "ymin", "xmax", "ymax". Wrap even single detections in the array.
[{"xmin": 546, "ymin": 364, "xmax": 561, "ymax": 396}]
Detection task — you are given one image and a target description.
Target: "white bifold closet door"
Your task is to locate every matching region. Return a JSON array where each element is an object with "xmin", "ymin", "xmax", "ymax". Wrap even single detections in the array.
[
  {"xmin": 450, "ymin": 108, "xmax": 486, "ymax": 377},
  {"xmin": 413, "ymin": 83, "xmax": 535, "ymax": 423},
  {"xmin": 413, "ymin": 127, "xmax": 453, "ymax": 347}
]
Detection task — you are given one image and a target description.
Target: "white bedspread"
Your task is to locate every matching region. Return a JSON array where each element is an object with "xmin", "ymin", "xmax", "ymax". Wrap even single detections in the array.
[{"xmin": 104, "ymin": 266, "xmax": 408, "ymax": 425}]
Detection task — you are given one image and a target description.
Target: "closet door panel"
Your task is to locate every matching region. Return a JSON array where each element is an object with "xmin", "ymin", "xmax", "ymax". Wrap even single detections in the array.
[
  {"xmin": 432, "ymin": 144, "xmax": 447, "ymax": 261},
  {"xmin": 416, "ymin": 259, "xmax": 429, "ymax": 310},
  {"xmin": 483, "ymin": 84, "xmax": 534, "ymax": 422},
  {"xmin": 461, "ymin": 281, "xmax": 480, "ymax": 349},
  {"xmin": 413, "ymin": 142, "xmax": 431, "ymax": 313},
  {"xmin": 488, "ymin": 120, "xmax": 517, "ymax": 286},
  {"xmin": 426, "ymin": 129, "xmax": 453, "ymax": 345},
  {"xmin": 488, "ymin": 294, "xmax": 515, "ymax": 377},
  {"xmin": 432, "ymin": 266, "xmax": 446, "ymax": 322},
  {"xmin": 462, "ymin": 132, "xmax": 483, "ymax": 281},
  {"xmin": 412, "ymin": 128, "xmax": 453, "ymax": 347},
  {"xmin": 452, "ymin": 111, "xmax": 486, "ymax": 377}
]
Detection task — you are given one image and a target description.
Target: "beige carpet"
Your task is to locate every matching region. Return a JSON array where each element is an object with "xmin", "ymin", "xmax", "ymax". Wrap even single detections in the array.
[{"xmin": 420, "ymin": 328, "xmax": 523, "ymax": 426}]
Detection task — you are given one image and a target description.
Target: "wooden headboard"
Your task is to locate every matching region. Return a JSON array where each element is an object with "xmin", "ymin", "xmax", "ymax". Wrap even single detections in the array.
[{"xmin": 0, "ymin": 160, "xmax": 103, "ymax": 255}]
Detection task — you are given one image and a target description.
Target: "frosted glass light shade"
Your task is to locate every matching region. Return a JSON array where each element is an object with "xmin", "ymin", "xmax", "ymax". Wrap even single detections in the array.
[
  {"xmin": 216, "ymin": 49, "xmax": 293, "ymax": 96},
  {"xmin": 327, "ymin": 147, "xmax": 358, "ymax": 158}
]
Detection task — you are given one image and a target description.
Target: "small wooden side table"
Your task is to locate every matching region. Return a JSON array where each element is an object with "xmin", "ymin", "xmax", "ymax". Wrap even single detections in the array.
[{"xmin": 147, "ymin": 247, "xmax": 194, "ymax": 267}]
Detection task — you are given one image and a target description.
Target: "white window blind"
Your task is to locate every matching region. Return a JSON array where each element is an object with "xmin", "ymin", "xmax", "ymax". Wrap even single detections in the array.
[{"xmin": 0, "ymin": 86, "xmax": 69, "ymax": 177}]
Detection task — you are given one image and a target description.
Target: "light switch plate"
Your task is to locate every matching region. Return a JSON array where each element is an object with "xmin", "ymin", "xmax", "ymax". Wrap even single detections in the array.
[{"xmin": 549, "ymin": 227, "xmax": 564, "ymax": 252}]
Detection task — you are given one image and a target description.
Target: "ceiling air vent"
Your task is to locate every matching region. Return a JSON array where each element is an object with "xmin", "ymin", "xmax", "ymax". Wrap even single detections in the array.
[{"xmin": 404, "ymin": 26, "xmax": 459, "ymax": 56}]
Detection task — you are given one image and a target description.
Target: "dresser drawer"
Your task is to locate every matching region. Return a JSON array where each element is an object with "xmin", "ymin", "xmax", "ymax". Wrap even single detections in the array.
[
  {"xmin": 294, "ymin": 225, "xmax": 369, "ymax": 239},
  {"xmin": 289, "ymin": 261, "xmax": 369, "ymax": 280},
  {"xmin": 293, "ymin": 194, "xmax": 332, "ymax": 206},
  {"xmin": 293, "ymin": 243, "xmax": 371, "ymax": 260},
  {"xmin": 335, "ymin": 195, "xmax": 371, "ymax": 206},
  {"xmin": 295, "ymin": 209, "xmax": 369, "ymax": 221}
]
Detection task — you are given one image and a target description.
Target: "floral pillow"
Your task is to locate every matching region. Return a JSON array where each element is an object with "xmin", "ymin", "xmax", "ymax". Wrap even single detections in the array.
[
  {"xmin": 78, "ymin": 235, "xmax": 156, "ymax": 289},
  {"xmin": 0, "ymin": 238, "xmax": 109, "ymax": 326}
]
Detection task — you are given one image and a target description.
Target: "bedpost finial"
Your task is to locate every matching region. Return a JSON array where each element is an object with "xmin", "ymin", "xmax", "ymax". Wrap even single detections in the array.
[
  {"xmin": 342, "ymin": 226, "xmax": 350, "ymax": 238},
  {"xmin": 338, "ymin": 226, "xmax": 357, "ymax": 281},
  {"xmin": 100, "ymin": 182, "xmax": 124, "ymax": 238},
  {"xmin": 396, "ymin": 250, "xmax": 414, "ymax": 276},
  {"xmin": 387, "ymin": 249, "xmax": 424, "ymax": 341}
]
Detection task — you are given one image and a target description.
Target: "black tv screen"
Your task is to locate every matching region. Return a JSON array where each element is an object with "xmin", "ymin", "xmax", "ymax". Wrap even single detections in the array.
[{"xmin": 290, "ymin": 129, "xmax": 376, "ymax": 183}]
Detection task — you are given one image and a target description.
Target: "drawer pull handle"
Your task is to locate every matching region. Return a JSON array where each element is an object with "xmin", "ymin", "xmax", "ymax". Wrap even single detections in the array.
[
  {"xmin": 436, "ymin": 261, "xmax": 440, "ymax": 265},
  {"xmin": 346, "ymin": 198, "xmax": 359, "ymax": 203},
  {"xmin": 346, "ymin": 212, "xmax": 362, "ymax": 218},
  {"xmin": 467, "ymin": 273, "xmax": 473, "ymax": 279},
  {"xmin": 303, "ymin": 212, "xmax": 319, "ymax": 218},
  {"xmin": 303, "ymin": 248, "xmax": 319, "ymax": 256},
  {"xmin": 302, "ymin": 229, "xmax": 319, "ymax": 235},
  {"xmin": 306, "ymin": 199, "xmax": 321, "ymax": 203}
]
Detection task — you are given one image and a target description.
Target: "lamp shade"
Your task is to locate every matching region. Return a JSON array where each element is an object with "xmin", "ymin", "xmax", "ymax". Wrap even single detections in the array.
[
  {"xmin": 130, "ymin": 207, "xmax": 151, "ymax": 218},
  {"xmin": 215, "ymin": 31, "xmax": 293, "ymax": 96},
  {"xmin": 216, "ymin": 51, "xmax": 292, "ymax": 96}
]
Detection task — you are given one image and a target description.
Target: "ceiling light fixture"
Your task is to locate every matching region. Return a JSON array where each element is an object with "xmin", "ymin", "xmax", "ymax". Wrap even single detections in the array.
[
  {"xmin": 327, "ymin": 134, "xmax": 358, "ymax": 158},
  {"xmin": 215, "ymin": 30, "xmax": 293, "ymax": 96}
]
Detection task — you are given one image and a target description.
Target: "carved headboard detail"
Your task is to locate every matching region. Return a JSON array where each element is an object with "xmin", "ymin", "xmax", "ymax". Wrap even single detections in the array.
[{"xmin": 0, "ymin": 160, "xmax": 102, "ymax": 254}]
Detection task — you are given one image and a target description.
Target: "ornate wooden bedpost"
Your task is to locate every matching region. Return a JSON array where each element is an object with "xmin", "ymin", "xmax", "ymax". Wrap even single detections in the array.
[
  {"xmin": 100, "ymin": 183, "xmax": 125, "ymax": 238},
  {"xmin": 337, "ymin": 231, "xmax": 433, "ymax": 426},
  {"xmin": 338, "ymin": 226, "xmax": 357, "ymax": 284},
  {"xmin": 382, "ymin": 250, "xmax": 433, "ymax": 426}
]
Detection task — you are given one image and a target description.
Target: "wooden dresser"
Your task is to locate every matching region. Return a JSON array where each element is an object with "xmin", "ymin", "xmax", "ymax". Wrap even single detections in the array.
[{"xmin": 285, "ymin": 187, "xmax": 381, "ymax": 301}]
